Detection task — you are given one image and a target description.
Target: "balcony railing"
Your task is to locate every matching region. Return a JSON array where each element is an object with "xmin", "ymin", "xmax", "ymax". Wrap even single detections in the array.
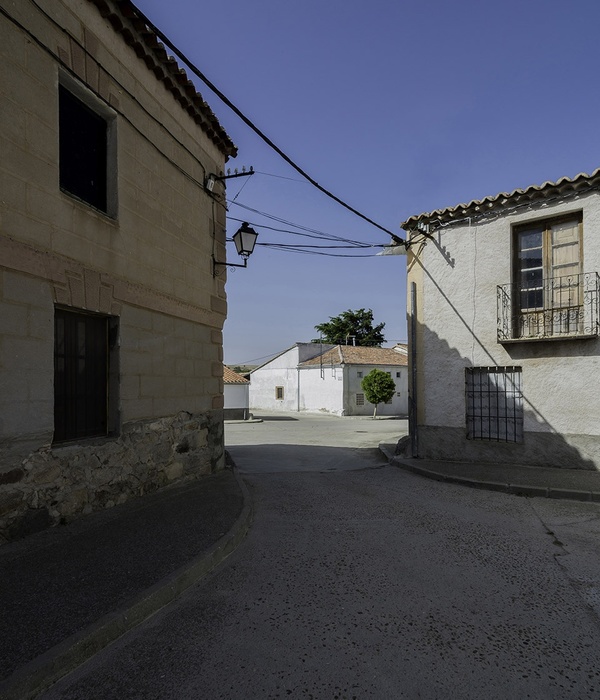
[{"xmin": 497, "ymin": 272, "xmax": 600, "ymax": 341}]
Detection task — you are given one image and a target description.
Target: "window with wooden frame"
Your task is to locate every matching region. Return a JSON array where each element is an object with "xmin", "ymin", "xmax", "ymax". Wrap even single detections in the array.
[
  {"xmin": 512, "ymin": 214, "xmax": 583, "ymax": 338},
  {"xmin": 275, "ymin": 386, "xmax": 284, "ymax": 400}
]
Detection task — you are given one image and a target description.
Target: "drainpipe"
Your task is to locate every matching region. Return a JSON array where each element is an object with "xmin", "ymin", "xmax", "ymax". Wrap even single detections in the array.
[{"xmin": 409, "ymin": 281, "xmax": 418, "ymax": 457}]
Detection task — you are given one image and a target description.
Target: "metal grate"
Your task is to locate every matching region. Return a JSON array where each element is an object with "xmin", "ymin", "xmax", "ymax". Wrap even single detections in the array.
[{"xmin": 465, "ymin": 367, "xmax": 523, "ymax": 442}]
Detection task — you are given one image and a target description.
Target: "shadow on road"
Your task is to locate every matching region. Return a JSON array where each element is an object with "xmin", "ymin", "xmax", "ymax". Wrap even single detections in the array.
[{"xmin": 226, "ymin": 443, "xmax": 386, "ymax": 473}]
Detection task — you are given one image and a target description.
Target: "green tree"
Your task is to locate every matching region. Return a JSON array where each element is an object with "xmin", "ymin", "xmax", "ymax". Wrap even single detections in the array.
[
  {"xmin": 361, "ymin": 368, "xmax": 396, "ymax": 418},
  {"xmin": 313, "ymin": 308, "xmax": 385, "ymax": 346}
]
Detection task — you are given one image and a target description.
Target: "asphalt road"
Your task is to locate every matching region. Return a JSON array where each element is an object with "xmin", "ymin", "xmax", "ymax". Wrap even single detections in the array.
[{"xmin": 44, "ymin": 414, "xmax": 600, "ymax": 699}]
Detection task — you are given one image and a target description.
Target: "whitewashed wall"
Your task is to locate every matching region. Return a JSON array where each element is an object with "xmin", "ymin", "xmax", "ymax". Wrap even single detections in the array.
[
  {"xmin": 298, "ymin": 366, "xmax": 345, "ymax": 414},
  {"xmin": 224, "ymin": 383, "xmax": 249, "ymax": 420},
  {"xmin": 345, "ymin": 365, "xmax": 408, "ymax": 416},
  {"xmin": 412, "ymin": 191, "xmax": 600, "ymax": 468},
  {"xmin": 249, "ymin": 346, "xmax": 300, "ymax": 412}
]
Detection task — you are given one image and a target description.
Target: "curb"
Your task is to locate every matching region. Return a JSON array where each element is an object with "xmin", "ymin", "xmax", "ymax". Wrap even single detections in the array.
[
  {"xmin": 388, "ymin": 455, "xmax": 600, "ymax": 504},
  {"xmin": 0, "ymin": 468, "xmax": 253, "ymax": 700}
]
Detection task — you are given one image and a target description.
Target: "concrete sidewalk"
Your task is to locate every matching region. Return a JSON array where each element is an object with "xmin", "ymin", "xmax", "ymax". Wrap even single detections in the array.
[
  {"xmin": 0, "ymin": 467, "xmax": 251, "ymax": 700},
  {"xmin": 380, "ymin": 444, "xmax": 600, "ymax": 502}
]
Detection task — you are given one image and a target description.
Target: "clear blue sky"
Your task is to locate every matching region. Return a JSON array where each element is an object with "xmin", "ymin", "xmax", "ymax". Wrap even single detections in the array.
[{"xmin": 138, "ymin": 0, "xmax": 600, "ymax": 365}]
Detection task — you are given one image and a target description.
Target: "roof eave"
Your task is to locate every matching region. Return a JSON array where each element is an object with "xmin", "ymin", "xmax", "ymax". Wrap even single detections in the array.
[
  {"xmin": 401, "ymin": 168, "xmax": 600, "ymax": 233},
  {"xmin": 88, "ymin": 0, "xmax": 237, "ymax": 159}
]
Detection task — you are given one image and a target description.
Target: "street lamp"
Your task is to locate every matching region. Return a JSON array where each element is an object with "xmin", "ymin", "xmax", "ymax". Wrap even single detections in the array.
[{"xmin": 213, "ymin": 222, "xmax": 259, "ymax": 276}]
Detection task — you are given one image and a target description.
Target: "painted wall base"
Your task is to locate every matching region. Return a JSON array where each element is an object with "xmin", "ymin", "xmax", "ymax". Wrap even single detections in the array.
[{"xmin": 417, "ymin": 425, "xmax": 600, "ymax": 471}]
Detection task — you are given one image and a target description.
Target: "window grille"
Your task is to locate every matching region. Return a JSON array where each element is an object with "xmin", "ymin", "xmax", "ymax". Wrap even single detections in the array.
[
  {"xmin": 356, "ymin": 393, "xmax": 365, "ymax": 406},
  {"xmin": 465, "ymin": 367, "xmax": 523, "ymax": 442}
]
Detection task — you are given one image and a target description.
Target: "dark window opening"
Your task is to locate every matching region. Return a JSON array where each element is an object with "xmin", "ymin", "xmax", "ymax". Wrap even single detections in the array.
[
  {"xmin": 59, "ymin": 85, "xmax": 108, "ymax": 211},
  {"xmin": 54, "ymin": 309, "xmax": 114, "ymax": 442}
]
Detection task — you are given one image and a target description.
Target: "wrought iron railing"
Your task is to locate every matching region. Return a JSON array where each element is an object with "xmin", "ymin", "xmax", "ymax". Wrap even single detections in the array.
[{"xmin": 497, "ymin": 272, "xmax": 600, "ymax": 341}]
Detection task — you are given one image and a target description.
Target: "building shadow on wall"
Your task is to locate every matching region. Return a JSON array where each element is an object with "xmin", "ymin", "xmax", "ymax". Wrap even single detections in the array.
[{"xmin": 409, "ymin": 251, "xmax": 598, "ymax": 471}]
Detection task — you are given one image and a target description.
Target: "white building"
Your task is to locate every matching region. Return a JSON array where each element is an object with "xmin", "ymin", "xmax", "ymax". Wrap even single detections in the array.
[
  {"xmin": 223, "ymin": 366, "xmax": 250, "ymax": 420},
  {"xmin": 250, "ymin": 343, "xmax": 408, "ymax": 417},
  {"xmin": 402, "ymin": 168, "xmax": 600, "ymax": 469}
]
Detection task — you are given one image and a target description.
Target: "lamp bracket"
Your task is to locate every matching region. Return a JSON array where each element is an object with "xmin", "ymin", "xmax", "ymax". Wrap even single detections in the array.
[
  {"xmin": 205, "ymin": 168, "xmax": 254, "ymax": 192},
  {"xmin": 212, "ymin": 257, "xmax": 248, "ymax": 277}
]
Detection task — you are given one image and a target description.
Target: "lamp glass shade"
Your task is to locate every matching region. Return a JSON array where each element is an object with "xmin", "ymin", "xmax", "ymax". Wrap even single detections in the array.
[{"xmin": 233, "ymin": 223, "xmax": 258, "ymax": 258}]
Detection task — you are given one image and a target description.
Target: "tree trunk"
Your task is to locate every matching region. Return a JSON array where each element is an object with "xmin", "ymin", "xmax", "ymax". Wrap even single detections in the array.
[{"xmin": 373, "ymin": 403, "xmax": 378, "ymax": 419}]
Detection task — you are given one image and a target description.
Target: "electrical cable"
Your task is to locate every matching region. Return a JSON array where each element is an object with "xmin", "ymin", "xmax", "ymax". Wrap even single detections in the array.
[
  {"xmin": 227, "ymin": 217, "xmax": 378, "ymax": 248},
  {"xmin": 253, "ymin": 245, "xmax": 379, "ymax": 258},
  {"xmin": 228, "ymin": 202, "xmax": 377, "ymax": 245},
  {"xmin": 124, "ymin": 0, "xmax": 406, "ymax": 246}
]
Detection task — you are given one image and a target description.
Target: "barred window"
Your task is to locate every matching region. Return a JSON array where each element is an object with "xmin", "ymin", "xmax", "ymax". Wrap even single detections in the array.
[
  {"xmin": 356, "ymin": 393, "xmax": 365, "ymax": 406},
  {"xmin": 465, "ymin": 367, "xmax": 523, "ymax": 443}
]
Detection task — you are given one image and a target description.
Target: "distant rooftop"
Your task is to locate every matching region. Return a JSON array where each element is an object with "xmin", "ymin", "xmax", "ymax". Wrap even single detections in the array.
[
  {"xmin": 223, "ymin": 366, "xmax": 249, "ymax": 384},
  {"xmin": 300, "ymin": 345, "xmax": 408, "ymax": 367}
]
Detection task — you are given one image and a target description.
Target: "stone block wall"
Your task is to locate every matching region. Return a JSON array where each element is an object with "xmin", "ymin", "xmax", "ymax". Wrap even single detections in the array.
[
  {"xmin": 0, "ymin": 410, "xmax": 224, "ymax": 543},
  {"xmin": 0, "ymin": 0, "xmax": 234, "ymax": 542}
]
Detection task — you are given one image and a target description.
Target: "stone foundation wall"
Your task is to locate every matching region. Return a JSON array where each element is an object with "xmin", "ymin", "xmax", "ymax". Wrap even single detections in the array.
[
  {"xmin": 0, "ymin": 410, "xmax": 224, "ymax": 544},
  {"xmin": 417, "ymin": 425, "xmax": 600, "ymax": 471}
]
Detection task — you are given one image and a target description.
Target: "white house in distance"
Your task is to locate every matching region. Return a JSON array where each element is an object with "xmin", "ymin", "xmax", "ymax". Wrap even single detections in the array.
[
  {"xmin": 402, "ymin": 168, "xmax": 600, "ymax": 470},
  {"xmin": 223, "ymin": 366, "xmax": 250, "ymax": 420},
  {"xmin": 250, "ymin": 343, "xmax": 408, "ymax": 416}
]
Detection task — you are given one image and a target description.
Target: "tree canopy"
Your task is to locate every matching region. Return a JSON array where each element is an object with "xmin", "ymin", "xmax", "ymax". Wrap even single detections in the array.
[
  {"xmin": 313, "ymin": 308, "xmax": 385, "ymax": 346},
  {"xmin": 361, "ymin": 368, "xmax": 396, "ymax": 418}
]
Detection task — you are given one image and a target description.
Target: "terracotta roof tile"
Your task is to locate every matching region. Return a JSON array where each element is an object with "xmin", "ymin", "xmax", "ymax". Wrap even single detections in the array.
[
  {"xmin": 223, "ymin": 366, "xmax": 249, "ymax": 384},
  {"xmin": 87, "ymin": 0, "xmax": 236, "ymax": 158},
  {"xmin": 401, "ymin": 168, "xmax": 600, "ymax": 232},
  {"xmin": 300, "ymin": 346, "xmax": 408, "ymax": 367}
]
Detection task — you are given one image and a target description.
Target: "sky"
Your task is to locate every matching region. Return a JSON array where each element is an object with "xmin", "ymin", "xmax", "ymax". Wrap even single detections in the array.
[{"xmin": 137, "ymin": 0, "xmax": 600, "ymax": 366}]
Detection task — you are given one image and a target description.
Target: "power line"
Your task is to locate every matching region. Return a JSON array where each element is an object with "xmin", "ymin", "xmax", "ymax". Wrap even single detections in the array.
[
  {"xmin": 256, "ymin": 245, "xmax": 379, "ymax": 258},
  {"xmin": 125, "ymin": 0, "xmax": 405, "ymax": 246},
  {"xmin": 228, "ymin": 202, "xmax": 377, "ymax": 246},
  {"xmin": 227, "ymin": 216, "xmax": 378, "ymax": 248}
]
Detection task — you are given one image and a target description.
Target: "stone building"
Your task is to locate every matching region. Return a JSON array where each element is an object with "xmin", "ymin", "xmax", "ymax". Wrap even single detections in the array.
[
  {"xmin": 0, "ymin": 0, "xmax": 237, "ymax": 541},
  {"xmin": 402, "ymin": 169, "xmax": 600, "ymax": 469}
]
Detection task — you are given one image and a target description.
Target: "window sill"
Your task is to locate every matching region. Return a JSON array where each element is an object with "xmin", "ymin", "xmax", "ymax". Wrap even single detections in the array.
[{"xmin": 60, "ymin": 188, "xmax": 118, "ymax": 223}]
